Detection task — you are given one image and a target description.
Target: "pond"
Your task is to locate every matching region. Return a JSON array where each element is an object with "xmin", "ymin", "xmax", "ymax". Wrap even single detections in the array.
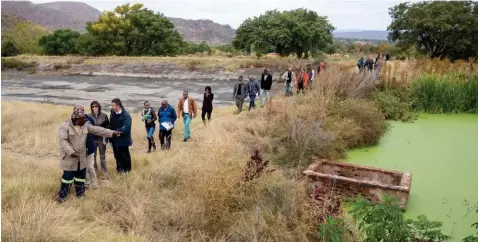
[{"xmin": 347, "ymin": 114, "xmax": 478, "ymax": 240}]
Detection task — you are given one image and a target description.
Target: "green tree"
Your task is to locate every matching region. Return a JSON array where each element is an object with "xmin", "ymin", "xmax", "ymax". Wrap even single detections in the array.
[
  {"xmin": 1, "ymin": 40, "xmax": 19, "ymax": 57},
  {"xmin": 4, "ymin": 21, "xmax": 45, "ymax": 54},
  {"xmin": 388, "ymin": 1, "xmax": 478, "ymax": 61},
  {"xmin": 76, "ymin": 33, "xmax": 108, "ymax": 56},
  {"xmin": 86, "ymin": 3, "xmax": 184, "ymax": 56},
  {"xmin": 182, "ymin": 41, "xmax": 211, "ymax": 55},
  {"xmin": 233, "ymin": 8, "xmax": 334, "ymax": 58},
  {"xmin": 39, "ymin": 29, "xmax": 80, "ymax": 55}
]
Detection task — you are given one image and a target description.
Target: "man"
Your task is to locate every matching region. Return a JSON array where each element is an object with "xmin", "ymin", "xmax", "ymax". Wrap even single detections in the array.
[
  {"xmin": 281, "ymin": 68, "xmax": 296, "ymax": 96},
  {"xmin": 158, "ymin": 100, "xmax": 177, "ymax": 149},
  {"xmin": 260, "ymin": 69, "xmax": 273, "ymax": 107},
  {"xmin": 57, "ymin": 105, "xmax": 118, "ymax": 203},
  {"xmin": 365, "ymin": 57, "xmax": 374, "ymax": 73},
  {"xmin": 177, "ymin": 91, "xmax": 198, "ymax": 142},
  {"xmin": 233, "ymin": 75, "xmax": 248, "ymax": 113},
  {"xmin": 88, "ymin": 101, "xmax": 110, "ymax": 181},
  {"xmin": 357, "ymin": 57, "xmax": 365, "ymax": 72},
  {"xmin": 306, "ymin": 64, "xmax": 315, "ymax": 89},
  {"xmin": 247, "ymin": 76, "xmax": 260, "ymax": 111},
  {"xmin": 109, "ymin": 98, "xmax": 132, "ymax": 173}
]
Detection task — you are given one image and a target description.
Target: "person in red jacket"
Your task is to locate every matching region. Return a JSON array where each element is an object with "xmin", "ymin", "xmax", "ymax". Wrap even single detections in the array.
[{"xmin": 296, "ymin": 68, "xmax": 309, "ymax": 94}]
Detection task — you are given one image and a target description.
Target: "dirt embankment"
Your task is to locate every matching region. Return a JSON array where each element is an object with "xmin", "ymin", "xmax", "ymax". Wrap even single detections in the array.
[{"xmin": 4, "ymin": 55, "xmax": 333, "ymax": 82}]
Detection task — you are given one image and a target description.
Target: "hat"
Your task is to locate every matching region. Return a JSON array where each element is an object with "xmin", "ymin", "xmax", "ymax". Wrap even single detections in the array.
[{"xmin": 71, "ymin": 107, "xmax": 86, "ymax": 119}]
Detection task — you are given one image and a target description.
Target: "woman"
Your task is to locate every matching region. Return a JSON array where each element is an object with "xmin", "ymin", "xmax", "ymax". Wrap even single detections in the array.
[
  {"xmin": 158, "ymin": 100, "xmax": 177, "ymax": 149},
  {"xmin": 296, "ymin": 68, "xmax": 309, "ymax": 94},
  {"xmin": 141, "ymin": 101, "xmax": 157, "ymax": 153},
  {"xmin": 89, "ymin": 101, "xmax": 110, "ymax": 181},
  {"xmin": 202, "ymin": 86, "xmax": 214, "ymax": 126}
]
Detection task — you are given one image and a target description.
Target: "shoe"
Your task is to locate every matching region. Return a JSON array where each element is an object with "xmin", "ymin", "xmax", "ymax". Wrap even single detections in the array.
[
  {"xmin": 56, "ymin": 196, "xmax": 66, "ymax": 203},
  {"xmin": 183, "ymin": 138, "xmax": 188, "ymax": 142}
]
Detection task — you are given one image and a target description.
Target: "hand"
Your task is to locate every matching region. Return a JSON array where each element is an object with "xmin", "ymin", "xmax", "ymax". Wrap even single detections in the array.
[
  {"xmin": 191, "ymin": 113, "xmax": 195, "ymax": 119},
  {"xmin": 70, "ymin": 152, "xmax": 78, "ymax": 158},
  {"xmin": 113, "ymin": 131, "xmax": 122, "ymax": 136}
]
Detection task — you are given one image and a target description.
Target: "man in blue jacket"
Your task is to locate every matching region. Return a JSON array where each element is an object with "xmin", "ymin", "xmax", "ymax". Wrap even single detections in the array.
[
  {"xmin": 158, "ymin": 100, "xmax": 177, "ymax": 150},
  {"xmin": 85, "ymin": 115, "xmax": 98, "ymax": 188},
  {"xmin": 109, "ymin": 98, "xmax": 132, "ymax": 173}
]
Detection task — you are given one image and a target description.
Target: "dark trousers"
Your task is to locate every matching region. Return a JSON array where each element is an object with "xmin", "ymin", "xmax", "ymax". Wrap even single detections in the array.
[
  {"xmin": 297, "ymin": 83, "xmax": 304, "ymax": 93},
  {"xmin": 201, "ymin": 110, "xmax": 212, "ymax": 121},
  {"xmin": 159, "ymin": 129, "xmax": 172, "ymax": 149},
  {"xmin": 113, "ymin": 145, "xmax": 132, "ymax": 173},
  {"xmin": 58, "ymin": 162, "xmax": 87, "ymax": 202},
  {"xmin": 249, "ymin": 94, "xmax": 257, "ymax": 110}
]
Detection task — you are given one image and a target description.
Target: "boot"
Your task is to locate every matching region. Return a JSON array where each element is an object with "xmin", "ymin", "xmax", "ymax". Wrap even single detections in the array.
[
  {"xmin": 151, "ymin": 138, "xmax": 156, "ymax": 151},
  {"xmin": 57, "ymin": 182, "xmax": 72, "ymax": 203},
  {"xmin": 74, "ymin": 180, "xmax": 85, "ymax": 197},
  {"xmin": 147, "ymin": 137, "xmax": 152, "ymax": 153}
]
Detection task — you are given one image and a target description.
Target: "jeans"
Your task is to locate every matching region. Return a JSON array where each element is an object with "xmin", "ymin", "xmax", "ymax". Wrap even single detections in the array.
[
  {"xmin": 113, "ymin": 145, "xmax": 131, "ymax": 173},
  {"xmin": 249, "ymin": 94, "xmax": 257, "ymax": 110},
  {"xmin": 57, "ymin": 162, "xmax": 86, "ymax": 202},
  {"xmin": 285, "ymin": 82, "xmax": 292, "ymax": 96},
  {"xmin": 183, "ymin": 113, "xmax": 191, "ymax": 139},
  {"xmin": 145, "ymin": 125, "xmax": 156, "ymax": 138},
  {"xmin": 260, "ymin": 89, "xmax": 270, "ymax": 106},
  {"xmin": 94, "ymin": 139, "xmax": 108, "ymax": 179},
  {"xmin": 85, "ymin": 153, "xmax": 97, "ymax": 187}
]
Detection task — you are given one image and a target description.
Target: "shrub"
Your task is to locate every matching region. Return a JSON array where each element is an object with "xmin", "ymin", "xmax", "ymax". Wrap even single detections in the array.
[
  {"xmin": 1, "ymin": 58, "xmax": 37, "ymax": 71},
  {"xmin": 39, "ymin": 29, "xmax": 80, "ymax": 55},
  {"xmin": 53, "ymin": 63, "xmax": 71, "ymax": 70},
  {"xmin": 463, "ymin": 207, "xmax": 478, "ymax": 242},
  {"xmin": 1, "ymin": 40, "xmax": 19, "ymax": 57},
  {"xmin": 319, "ymin": 216, "xmax": 348, "ymax": 242},
  {"xmin": 371, "ymin": 89, "xmax": 416, "ymax": 121},
  {"xmin": 349, "ymin": 196, "xmax": 451, "ymax": 242}
]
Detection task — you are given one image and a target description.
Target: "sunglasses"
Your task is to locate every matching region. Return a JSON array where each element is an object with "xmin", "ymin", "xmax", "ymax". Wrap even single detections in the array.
[{"xmin": 92, "ymin": 105, "xmax": 99, "ymax": 108}]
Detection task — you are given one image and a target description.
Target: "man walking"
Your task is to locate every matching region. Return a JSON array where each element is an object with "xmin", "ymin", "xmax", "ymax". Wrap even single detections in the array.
[
  {"xmin": 307, "ymin": 64, "xmax": 315, "ymax": 90},
  {"xmin": 88, "ymin": 101, "xmax": 110, "ymax": 181},
  {"xmin": 109, "ymin": 98, "xmax": 132, "ymax": 173},
  {"xmin": 158, "ymin": 100, "xmax": 177, "ymax": 149},
  {"xmin": 57, "ymin": 105, "xmax": 118, "ymax": 203},
  {"xmin": 247, "ymin": 76, "xmax": 260, "ymax": 111},
  {"xmin": 281, "ymin": 68, "xmax": 296, "ymax": 96},
  {"xmin": 177, "ymin": 91, "xmax": 198, "ymax": 142},
  {"xmin": 233, "ymin": 75, "xmax": 248, "ymax": 113},
  {"xmin": 260, "ymin": 69, "xmax": 272, "ymax": 107}
]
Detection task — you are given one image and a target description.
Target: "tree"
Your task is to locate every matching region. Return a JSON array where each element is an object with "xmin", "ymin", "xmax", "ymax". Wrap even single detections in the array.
[
  {"xmin": 4, "ymin": 21, "xmax": 45, "ymax": 54},
  {"xmin": 39, "ymin": 29, "xmax": 80, "ymax": 55},
  {"xmin": 388, "ymin": 1, "xmax": 478, "ymax": 61},
  {"xmin": 76, "ymin": 33, "xmax": 108, "ymax": 56},
  {"xmin": 86, "ymin": 3, "xmax": 184, "ymax": 56},
  {"xmin": 182, "ymin": 41, "xmax": 211, "ymax": 55},
  {"xmin": 233, "ymin": 8, "xmax": 334, "ymax": 58},
  {"xmin": 1, "ymin": 40, "xmax": 19, "ymax": 57}
]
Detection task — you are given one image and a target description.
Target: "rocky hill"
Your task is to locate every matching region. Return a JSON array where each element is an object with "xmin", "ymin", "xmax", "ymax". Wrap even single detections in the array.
[{"xmin": 1, "ymin": 1, "xmax": 236, "ymax": 44}]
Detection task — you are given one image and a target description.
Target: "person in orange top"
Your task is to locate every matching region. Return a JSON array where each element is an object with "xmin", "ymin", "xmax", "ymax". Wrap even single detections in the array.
[
  {"xmin": 296, "ymin": 68, "xmax": 309, "ymax": 94},
  {"xmin": 177, "ymin": 91, "xmax": 198, "ymax": 142}
]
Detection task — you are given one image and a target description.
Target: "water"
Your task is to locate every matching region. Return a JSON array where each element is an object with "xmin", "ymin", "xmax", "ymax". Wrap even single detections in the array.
[
  {"xmin": 347, "ymin": 114, "xmax": 478, "ymax": 240},
  {"xmin": 1, "ymin": 72, "xmax": 236, "ymax": 112}
]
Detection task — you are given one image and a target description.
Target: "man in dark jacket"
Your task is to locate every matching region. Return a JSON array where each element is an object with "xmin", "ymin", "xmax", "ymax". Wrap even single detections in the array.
[
  {"xmin": 158, "ymin": 100, "xmax": 177, "ymax": 149},
  {"xmin": 85, "ymin": 115, "xmax": 97, "ymax": 188},
  {"xmin": 88, "ymin": 101, "xmax": 110, "ymax": 181},
  {"xmin": 260, "ymin": 69, "xmax": 272, "ymax": 107},
  {"xmin": 109, "ymin": 98, "xmax": 132, "ymax": 173},
  {"xmin": 233, "ymin": 76, "xmax": 248, "ymax": 113}
]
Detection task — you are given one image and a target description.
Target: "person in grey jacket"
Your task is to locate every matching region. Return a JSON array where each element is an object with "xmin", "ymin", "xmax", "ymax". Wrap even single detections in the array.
[
  {"xmin": 88, "ymin": 101, "xmax": 110, "ymax": 181},
  {"xmin": 247, "ymin": 76, "xmax": 261, "ymax": 111},
  {"xmin": 233, "ymin": 75, "xmax": 248, "ymax": 113}
]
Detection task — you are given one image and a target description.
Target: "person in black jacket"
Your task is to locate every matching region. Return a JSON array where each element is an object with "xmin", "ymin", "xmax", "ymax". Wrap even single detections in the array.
[
  {"xmin": 260, "ymin": 69, "xmax": 272, "ymax": 107},
  {"xmin": 88, "ymin": 101, "xmax": 110, "ymax": 181},
  {"xmin": 109, "ymin": 98, "xmax": 132, "ymax": 173},
  {"xmin": 202, "ymin": 86, "xmax": 214, "ymax": 126}
]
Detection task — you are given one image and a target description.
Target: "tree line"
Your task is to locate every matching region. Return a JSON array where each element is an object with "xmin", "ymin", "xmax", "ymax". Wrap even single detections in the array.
[{"xmin": 2, "ymin": 2, "xmax": 477, "ymax": 61}]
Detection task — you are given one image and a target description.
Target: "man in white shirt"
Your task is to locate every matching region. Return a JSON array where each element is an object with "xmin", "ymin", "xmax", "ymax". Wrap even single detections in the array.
[{"xmin": 177, "ymin": 91, "xmax": 197, "ymax": 142}]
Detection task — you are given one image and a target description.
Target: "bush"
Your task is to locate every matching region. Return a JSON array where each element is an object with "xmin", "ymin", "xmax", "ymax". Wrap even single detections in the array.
[
  {"xmin": 371, "ymin": 89, "xmax": 416, "ymax": 121},
  {"xmin": 1, "ymin": 40, "xmax": 19, "ymax": 57},
  {"xmin": 349, "ymin": 196, "xmax": 451, "ymax": 242},
  {"xmin": 182, "ymin": 41, "xmax": 212, "ymax": 55},
  {"xmin": 39, "ymin": 29, "xmax": 80, "ymax": 55},
  {"xmin": 53, "ymin": 63, "xmax": 71, "ymax": 70},
  {"xmin": 1, "ymin": 58, "xmax": 37, "ymax": 71},
  {"xmin": 319, "ymin": 216, "xmax": 348, "ymax": 242},
  {"xmin": 411, "ymin": 74, "xmax": 478, "ymax": 113}
]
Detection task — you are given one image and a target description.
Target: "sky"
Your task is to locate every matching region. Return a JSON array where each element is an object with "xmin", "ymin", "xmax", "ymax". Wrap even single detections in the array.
[{"xmin": 28, "ymin": 0, "xmax": 406, "ymax": 30}]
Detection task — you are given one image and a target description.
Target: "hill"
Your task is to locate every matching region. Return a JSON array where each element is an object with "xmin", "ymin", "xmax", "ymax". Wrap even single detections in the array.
[
  {"xmin": 333, "ymin": 30, "xmax": 389, "ymax": 40},
  {"xmin": 1, "ymin": 1, "xmax": 236, "ymax": 44}
]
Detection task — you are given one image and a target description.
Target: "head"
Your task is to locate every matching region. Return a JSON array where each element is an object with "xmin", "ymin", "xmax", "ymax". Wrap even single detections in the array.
[
  {"xmin": 205, "ymin": 86, "xmax": 211, "ymax": 94},
  {"xmin": 248, "ymin": 75, "xmax": 253, "ymax": 81},
  {"xmin": 144, "ymin": 101, "xmax": 151, "ymax": 110},
  {"xmin": 71, "ymin": 104, "xmax": 87, "ymax": 126},
  {"xmin": 239, "ymin": 75, "xmax": 243, "ymax": 83},
  {"xmin": 288, "ymin": 68, "xmax": 292, "ymax": 72},
  {"xmin": 183, "ymin": 91, "xmax": 189, "ymax": 99},
  {"xmin": 111, "ymin": 98, "xmax": 123, "ymax": 113},
  {"xmin": 263, "ymin": 69, "xmax": 268, "ymax": 75},
  {"xmin": 90, "ymin": 101, "xmax": 101, "ymax": 115},
  {"xmin": 161, "ymin": 100, "xmax": 168, "ymax": 109}
]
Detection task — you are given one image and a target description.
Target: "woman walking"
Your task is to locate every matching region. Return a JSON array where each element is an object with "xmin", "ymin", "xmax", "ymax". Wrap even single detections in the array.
[
  {"xmin": 202, "ymin": 86, "xmax": 214, "ymax": 126},
  {"xmin": 141, "ymin": 101, "xmax": 157, "ymax": 153}
]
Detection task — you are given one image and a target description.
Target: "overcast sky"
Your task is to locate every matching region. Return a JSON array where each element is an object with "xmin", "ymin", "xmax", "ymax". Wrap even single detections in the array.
[{"xmin": 29, "ymin": 0, "xmax": 406, "ymax": 30}]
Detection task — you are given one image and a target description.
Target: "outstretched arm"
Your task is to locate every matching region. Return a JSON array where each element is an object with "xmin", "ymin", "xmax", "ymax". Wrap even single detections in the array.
[{"xmin": 87, "ymin": 123, "xmax": 114, "ymax": 138}]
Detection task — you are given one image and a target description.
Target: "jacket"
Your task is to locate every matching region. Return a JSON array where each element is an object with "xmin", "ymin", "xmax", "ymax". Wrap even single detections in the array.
[
  {"xmin": 141, "ymin": 108, "xmax": 157, "ymax": 127},
  {"xmin": 109, "ymin": 108, "xmax": 132, "ymax": 147},
  {"xmin": 233, "ymin": 81, "xmax": 248, "ymax": 100},
  {"xmin": 202, "ymin": 93, "xmax": 214, "ymax": 112},
  {"xmin": 58, "ymin": 119, "xmax": 113, "ymax": 171},
  {"xmin": 296, "ymin": 72, "xmax": 309, "ymax": 86},
  {"xmin": 88, "ymin": 112, "xmax": 109, "ymax": 143},
  {"xmin": 177, "ymin": 97, "xmax": 198, "ymax": 118},
  {"xmin": 281, "ymin": 71, "xmax": 296, "ymax": 85},
  {"xmin": 247, "ymin": 79, "xmax": 261, "ymax": 96},
  {"xmin": 260, "ymin": 74, "xmax": 273, "ymax": 90},
  {"xmin": 86, "ymin": 116, "xmax": 96, "ymax": 155},
  {"xmin": 158, "ymin": 104, "xmax": 177, "ymax": 131}
]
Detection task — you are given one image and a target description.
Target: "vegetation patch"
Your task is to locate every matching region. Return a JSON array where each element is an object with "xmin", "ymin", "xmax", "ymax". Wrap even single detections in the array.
[{"xmin": 1, "ymin": 58, "xmax": 37, "ymax": 71}]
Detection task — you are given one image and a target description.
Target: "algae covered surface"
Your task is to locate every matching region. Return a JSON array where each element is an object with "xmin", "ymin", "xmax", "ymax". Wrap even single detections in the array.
[{"xmin": 347, "ymin": 114, "xmax": 478, "ymax": 240}]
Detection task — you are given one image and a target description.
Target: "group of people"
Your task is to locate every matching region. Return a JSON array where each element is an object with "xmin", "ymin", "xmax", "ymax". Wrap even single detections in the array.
[
  {"xmin": 56, "ymin": 62, "xmax": 331, "ymax": 203},
  {"xmin": 357, "ymin": 52, "xmax": 390, "ymax": 74}
]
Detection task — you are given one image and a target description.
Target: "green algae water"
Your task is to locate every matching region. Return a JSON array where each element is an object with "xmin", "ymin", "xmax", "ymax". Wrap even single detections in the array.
[{"xmin": 347, "ymin": 114, "xmax": 478, "ymax": 241}]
